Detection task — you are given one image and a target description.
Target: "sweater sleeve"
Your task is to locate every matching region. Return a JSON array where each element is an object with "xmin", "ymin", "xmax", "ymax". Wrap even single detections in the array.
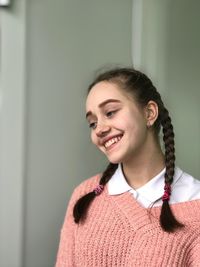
[
  {"xmin": 55, "ymin": 187, "xmax": 79, "ymax": 267},
  {"xmin": 55, "ymin": 175, "xmax": 100, "ymax": 267}
]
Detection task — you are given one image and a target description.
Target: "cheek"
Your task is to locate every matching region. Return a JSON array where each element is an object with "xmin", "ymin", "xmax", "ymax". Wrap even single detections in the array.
[
  {"xmin": 117, "ymin": 113, "xmax": 136, "ymax": 131},
  {"xmin": 123, "ymin": 114, "xmax": 146, "ymax": 136},
  {"xmin": 91, "ymin": 132, "xmax": 97, "ymax": 146}
]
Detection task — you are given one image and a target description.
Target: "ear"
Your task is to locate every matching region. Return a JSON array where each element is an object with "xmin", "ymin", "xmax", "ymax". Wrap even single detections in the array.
[{"xmin": 144, "ymin": 100, "xmax": 159, "ymax": 127}]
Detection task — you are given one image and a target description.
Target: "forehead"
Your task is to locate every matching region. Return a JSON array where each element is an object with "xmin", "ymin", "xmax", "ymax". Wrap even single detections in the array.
[{"xmin": 86, "ymin": 81, "xmax": 131, "ymax": 111}]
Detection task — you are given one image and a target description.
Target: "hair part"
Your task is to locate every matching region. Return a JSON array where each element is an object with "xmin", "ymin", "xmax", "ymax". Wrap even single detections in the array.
[{"xmin": 74, "ymin": 67, "xmax": 184, "ymax": 233}]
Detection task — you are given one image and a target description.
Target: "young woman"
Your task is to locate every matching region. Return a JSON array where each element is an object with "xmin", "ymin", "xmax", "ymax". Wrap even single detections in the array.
[{"xmin": 56, "ymin": 68, "xmax": 200, "ymax": 266}]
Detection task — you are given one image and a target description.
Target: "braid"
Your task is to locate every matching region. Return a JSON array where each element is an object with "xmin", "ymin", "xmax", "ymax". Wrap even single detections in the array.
[
  {"xmin": 73, "ymin": 163, "xmax": 117, "ymax": 223},
  {"xmin": 159, "ymin": 107, "xmax": 184, "ymax": 232},
  {"xmin": 136, "ymin": 78, "xmax": 184, "ymax": 232}
]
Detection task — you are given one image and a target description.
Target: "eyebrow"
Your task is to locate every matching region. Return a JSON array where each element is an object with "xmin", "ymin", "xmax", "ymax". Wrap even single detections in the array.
[{"xmin": 86, "ymin": 99, "xmax": 121, "ymax": 119}]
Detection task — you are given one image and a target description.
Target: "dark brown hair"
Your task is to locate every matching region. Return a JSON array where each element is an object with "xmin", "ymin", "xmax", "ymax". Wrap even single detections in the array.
[{"xmin": 73, "ymin": 67, "xmax": 184, "ymax": 232}]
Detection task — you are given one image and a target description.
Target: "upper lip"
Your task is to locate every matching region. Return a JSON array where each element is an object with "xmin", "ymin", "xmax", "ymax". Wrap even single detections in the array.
[{"xmin": 100, "ymin": 134, "xmax": 123, "ymax": 146}]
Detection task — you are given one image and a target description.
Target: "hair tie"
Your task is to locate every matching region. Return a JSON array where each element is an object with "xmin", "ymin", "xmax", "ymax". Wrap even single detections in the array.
[
  {"xmin": 162, "ymin": 183, "xmax": 171, "ymax": 201},
  {"xmin": 93, "ymin": 184, "xmax": 104, "ymax": 195}
]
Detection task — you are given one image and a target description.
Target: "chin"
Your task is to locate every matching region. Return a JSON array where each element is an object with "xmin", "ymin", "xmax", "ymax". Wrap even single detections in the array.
[{"xmin": 106, "ymin": 154, "xmax": 123, "ymax": 164}]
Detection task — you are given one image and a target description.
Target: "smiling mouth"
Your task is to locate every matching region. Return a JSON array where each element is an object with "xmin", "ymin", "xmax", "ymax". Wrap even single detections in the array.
[{"xmin": 104, "ymin": 135, "xmax": 123, "ymax": 149}]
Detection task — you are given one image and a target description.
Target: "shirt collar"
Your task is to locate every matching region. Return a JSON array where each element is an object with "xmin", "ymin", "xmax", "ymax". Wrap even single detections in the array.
[{"xmin": 108, "ymin": 164, "xmax": 183, "ymax": 203}]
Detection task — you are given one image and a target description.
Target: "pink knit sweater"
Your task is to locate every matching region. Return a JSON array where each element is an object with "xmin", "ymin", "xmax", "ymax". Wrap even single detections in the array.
[{"xmin": 56, "ymin": 174, "xmax": 200, "ymax": 267}]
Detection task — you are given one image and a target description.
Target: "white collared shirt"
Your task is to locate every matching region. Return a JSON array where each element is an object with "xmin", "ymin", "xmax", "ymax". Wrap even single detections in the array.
[{"xmin": 108, "ymin": 164, "xmax": 200, "ymax": 208}]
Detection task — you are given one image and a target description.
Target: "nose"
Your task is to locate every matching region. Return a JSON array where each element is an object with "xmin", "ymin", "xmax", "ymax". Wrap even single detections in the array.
[{"xmin": 95, "ymin": 123, "xmax": 111, "ymax": 137}]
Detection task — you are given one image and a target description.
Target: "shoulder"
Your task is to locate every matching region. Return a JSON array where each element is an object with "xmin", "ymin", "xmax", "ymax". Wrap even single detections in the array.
[
  {"xmin": 181, "ymin": 169, "xmax": 200, "ymax": 183},
  {"xmin": 61, "ymin": 173, "xmax": 102, "ymax": 222},
  {"xmin": 70, "ymin": 173, "xmax": 102, "ymax": 203},
  {"xmin": 173, "ymin": 167, "xmax": 200, "ymax": 201}
]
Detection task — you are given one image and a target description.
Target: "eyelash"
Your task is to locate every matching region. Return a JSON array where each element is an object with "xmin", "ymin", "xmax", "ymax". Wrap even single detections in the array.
[{"xmin": 89, "ymin": 110, "xmax": 117, "ymax": 130}]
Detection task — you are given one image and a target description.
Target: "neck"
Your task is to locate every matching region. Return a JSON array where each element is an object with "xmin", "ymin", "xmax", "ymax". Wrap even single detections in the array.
[{"xmin": 121, "ymin": 136, "xmax": 165, "ymax": 189}]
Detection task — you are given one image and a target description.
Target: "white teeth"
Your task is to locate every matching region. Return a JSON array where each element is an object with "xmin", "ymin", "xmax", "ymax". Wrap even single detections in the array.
[{"xmin": 104, "ymin": 136, "xmax": 122, "ymax": 148}]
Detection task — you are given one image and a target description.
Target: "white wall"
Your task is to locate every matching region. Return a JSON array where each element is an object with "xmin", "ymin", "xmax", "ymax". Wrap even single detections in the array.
[
  {"xmin": 132, "ymin": 0, "xmax": 171, "ymax": 96},
  {"xmin": 0, "ymin": 1, "xmax": 26, "ymax": 266},
  {"xmin": 165, "ymin": 0, "xmax": 200, "ymax": 177}
]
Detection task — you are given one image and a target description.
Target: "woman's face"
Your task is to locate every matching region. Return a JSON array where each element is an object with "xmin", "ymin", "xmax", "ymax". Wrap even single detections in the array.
[{"xmin": 86, "ymin": 81, "xmax": 149, "ymax": 164}]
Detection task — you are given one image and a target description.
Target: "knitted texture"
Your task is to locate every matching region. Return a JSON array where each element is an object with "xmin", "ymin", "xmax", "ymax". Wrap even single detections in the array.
[{"xmin": 55, "ymin": 175, "xmax": 200, "ymax": 267}]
